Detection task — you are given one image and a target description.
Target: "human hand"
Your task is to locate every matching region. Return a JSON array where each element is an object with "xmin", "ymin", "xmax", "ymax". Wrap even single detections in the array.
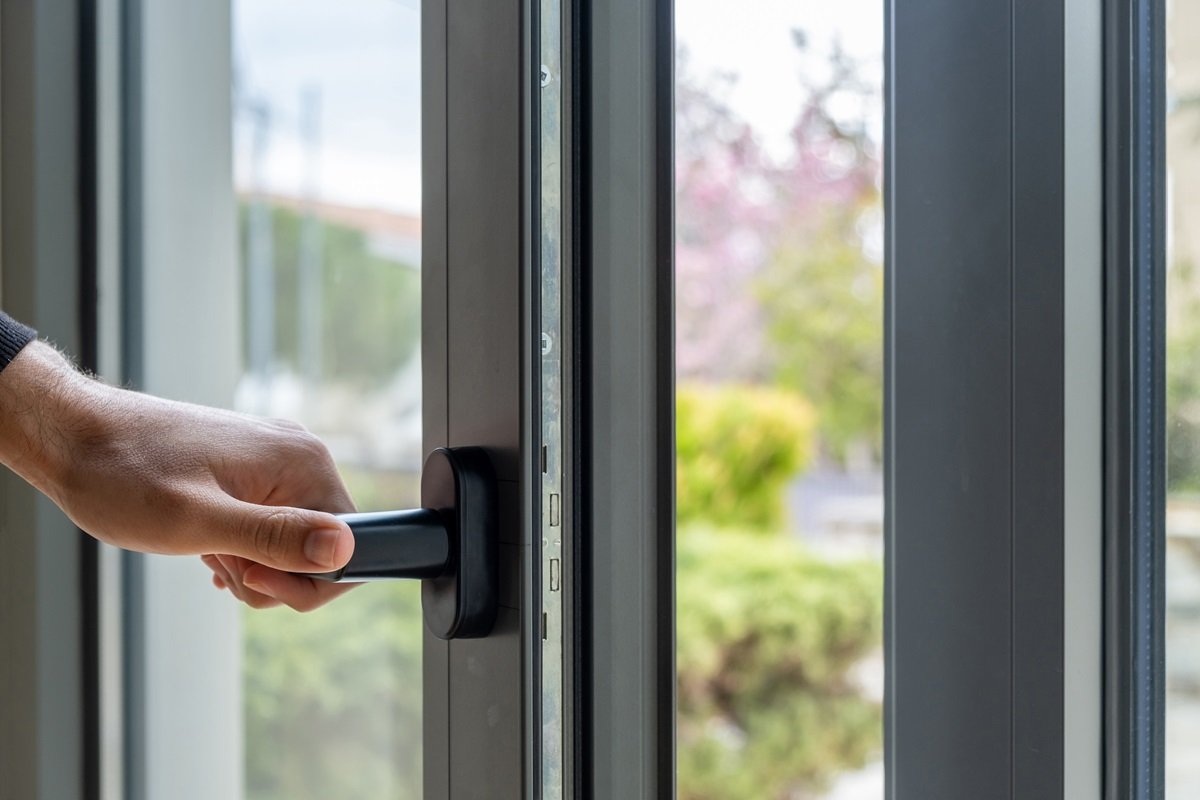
[{"xmin": 0, "ymin": 341, "xmax": 357, "ymax": 611}]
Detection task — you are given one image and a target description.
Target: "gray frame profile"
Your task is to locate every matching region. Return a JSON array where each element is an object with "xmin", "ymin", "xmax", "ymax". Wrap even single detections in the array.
[
  {"xmin": 1, "ymin": 0, "xmax": 149, "ymax": 796},
  {"xmin": 421, "ymin": 0, "xmax": 537, "ymax": 795},
  {"xmin": 886, "ymin": 0, "xmax": 1104, "ymax": 796},
  {"xmin": 0, "ymin": 1, "xmax": 89, "ymax": 797},
  {"xmin": 581, "ymin": 0, "xmax": 675, "ymax": 795},
  {"xmin": 421, "ymin": 0, "xmax": 677, "ymax": 794},
  {"xmin": 1102, "ymin": 0, "xmax": 1166, "ymax": 796}
]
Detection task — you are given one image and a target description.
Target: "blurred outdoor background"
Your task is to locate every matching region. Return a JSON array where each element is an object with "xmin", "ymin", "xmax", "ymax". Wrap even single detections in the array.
[
  {"xmin": 673, "ymin": 2, "xmax": 883, "ymax": 798},
  {"xmin": 232, "ymin": 2, "xmax": 425, "ymax": 798},
  {"xmin": 222, "ymin": 0, "xmax": 1200, "ymax": 796},
  {"xmin": 229, "ymin": 0, "xmax": 885, "ymax": 798},
  {"xmin": 1167, "ymin": 1, "xmax": 1200, "ymax": 795}
]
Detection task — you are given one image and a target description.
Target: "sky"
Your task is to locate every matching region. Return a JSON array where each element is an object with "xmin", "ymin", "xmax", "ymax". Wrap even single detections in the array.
[
  {"xmin": 675, "ymin": 0, "xmax": 883, "ymax": 158},
  {"xmin": 233, "ymin": 0, "xmax": 422, "ymax": 214},
  {"xmin": 233, "ymin": 0, "xmax": 884, "ymax": 216}
]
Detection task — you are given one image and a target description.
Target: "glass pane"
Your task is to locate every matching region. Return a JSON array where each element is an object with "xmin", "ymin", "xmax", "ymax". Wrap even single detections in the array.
[
  {"xmin": 232, "ymin": 2, "xmax": 423, "ymax": 798},
  {"xmin": 674, "ymin": 1, "xmax": 884, "ymax": 798},
  {"xmin": 1167, "ymin": 2, "xmax": 1200, "ymax": 793}
]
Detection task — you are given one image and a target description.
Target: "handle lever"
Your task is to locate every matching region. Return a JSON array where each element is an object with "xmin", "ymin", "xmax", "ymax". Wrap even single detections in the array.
[
  {"xmin": 310, "ymin": 508, "xmax": 451, "ymax": 582},
  {"xmin": 300, "ymin": 447, "xmax": 498, "ymax": 640}
]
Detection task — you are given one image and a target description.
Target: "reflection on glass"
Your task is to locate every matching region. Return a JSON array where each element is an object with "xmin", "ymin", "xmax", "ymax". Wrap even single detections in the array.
[
  {"xmin": 674, "ymin": 1, "xmax": 883, "ymax": 798},
  {"xmin": 232, "ymin": 2, "xmax": 422, "ymax": 798},
  {"xmin": 1167, "ymin": 2, "xmax": 1200, "ymax": 794}
]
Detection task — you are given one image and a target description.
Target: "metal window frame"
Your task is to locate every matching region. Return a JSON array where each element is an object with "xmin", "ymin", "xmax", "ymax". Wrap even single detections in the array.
[
  {"xmin": 578, "ymin": 0, "xmax": 676, "ymax": 796},
  {"xmin": 421, "ymin": 0, "xmax": 677, "ymax": 796},
  {"xmin": 420, "ymin": 0, "xmax": 538, "ymax": 795},
  {"xmin": 0, "ymin": 1, "xmax": 94, "ymax": 798},
  {"xmin": 1102, "ymin": 0, "xmax": 1166, "ymax": 797},
  {"xmin": 83, "ymin": 0, "xmax": 129, "ymax": 796},
  {"xmin": 0, "ymin": 0, "xmax": 129, "ymax": 797},
  {"xmin": 886, "ymin": 0, "xmax": 1107, "ymax": 797}
]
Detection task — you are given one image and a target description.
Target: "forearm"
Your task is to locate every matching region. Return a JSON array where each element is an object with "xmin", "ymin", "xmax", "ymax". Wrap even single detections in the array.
[
  {"xmin": 0, "ymin": 340, "xmax": 102, "ymax": 502},
  {"xmin": 0, "ymin": 312, "xmax": 356, "ymax": 610}
]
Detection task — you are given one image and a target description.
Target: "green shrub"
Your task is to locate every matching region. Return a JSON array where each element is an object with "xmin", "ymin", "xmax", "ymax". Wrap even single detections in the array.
[
  {"xmin": 244, "ymin": 583, "xmax": 423, "ymax": 800},
  {"xmin": 677, "ymin": 383, "xmax": 816, "ymax": 531},
  {"xmin": 677, "ymin": 527, "xmax": 883, "ymax": 799}
]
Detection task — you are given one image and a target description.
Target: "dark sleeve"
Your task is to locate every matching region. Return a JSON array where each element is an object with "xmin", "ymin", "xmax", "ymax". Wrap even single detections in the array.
[{"xmin": 0, "ymin": 311, "xmax": 37, "ymax": 374}]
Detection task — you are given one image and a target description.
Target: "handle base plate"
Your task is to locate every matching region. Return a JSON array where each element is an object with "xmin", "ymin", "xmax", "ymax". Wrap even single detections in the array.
[{"xmin": 420, "ymin": 447, "xmax": 498, "ymax": 640}]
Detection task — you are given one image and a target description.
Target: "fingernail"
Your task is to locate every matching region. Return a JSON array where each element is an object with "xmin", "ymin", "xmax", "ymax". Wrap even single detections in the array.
[{"xmin": 304, "ymin": 527, "xmax": 345, "ymax": 568}]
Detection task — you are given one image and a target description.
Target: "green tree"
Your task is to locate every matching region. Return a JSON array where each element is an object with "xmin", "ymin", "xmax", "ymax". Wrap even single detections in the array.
[
  {"xmin": 758, "ymin": 213, "xmax": 883, "ymax": 464},
  {"xmin": 240, "ymin": 204, "xmax": 421, "ymax": 388}
]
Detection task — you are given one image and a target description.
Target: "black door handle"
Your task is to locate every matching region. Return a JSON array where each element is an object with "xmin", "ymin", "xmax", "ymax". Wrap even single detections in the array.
[{"xmin": 303, "ymin": 446, "xmax": 498, "ymax": 640}]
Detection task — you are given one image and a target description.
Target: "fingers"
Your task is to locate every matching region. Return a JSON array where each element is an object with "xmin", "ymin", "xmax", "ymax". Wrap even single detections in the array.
[
  {"xmin": 242, "ymin": 563, "xmax": 358, "ymax": 612},
  {"xmin": 209, "ymin": 499, "xmax": 355, "ymax": 574},
  {"xmin": 200, "ymin": 554, "xmax": 356, "ymax": 612},
  {"xmin": 198, "ymin": 494, "xmax": 358, "ymax": 613},
  {"xmin": 205, "ymin": 554, "xmax": 229, "ymax": 589},
  {"xmin": 202, "ymin": 554, "xmax": 231, "ymax": 589},
  {"xmin": 202, "ymin": 554, "xmax": 282, "ymax": 609}
]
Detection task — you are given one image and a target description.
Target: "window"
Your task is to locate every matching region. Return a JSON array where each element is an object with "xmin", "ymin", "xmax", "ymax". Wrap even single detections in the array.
[
  {"xmin": 0, "ymin": 0, "xmax": 1143, "ymax": 796},
  {"xmin": 674, "ymin": 1, "xmax": 884, "ymax": 797}
]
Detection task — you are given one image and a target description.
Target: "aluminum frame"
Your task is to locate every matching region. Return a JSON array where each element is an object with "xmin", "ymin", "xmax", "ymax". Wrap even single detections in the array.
[
  {"xmin": 420, "ymin": 0, "xmax": 539, "ymax": 795},
  {"xmin": 1102, "ymin": 0, "xmax": 1167, "ymax": 796},
  {"xmin": 0, "ymin": 2, "xmax": 90, "ymax": 797},
  {"xmin": 884, "ymin": 0, "xmax": 1104, "ymax": 796},
  {"xmin": 579, "ymin": 0, "xmax": 676, "ymax": 795}
]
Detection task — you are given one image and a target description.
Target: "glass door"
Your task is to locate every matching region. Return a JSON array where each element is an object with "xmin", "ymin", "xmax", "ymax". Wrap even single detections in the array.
[
  {"xmin": 120, "ymin": 0, "xmax": 534, "ymax": 796},
  {"xmin": 232, "ymin": 2, "xmax": 423, "ymax": 797}
]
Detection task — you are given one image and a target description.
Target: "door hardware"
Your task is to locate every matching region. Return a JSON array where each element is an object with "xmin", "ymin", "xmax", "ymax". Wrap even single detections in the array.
[{"xmin": 303, "ymin": 446, "xmax": 498, "ymax": 640}]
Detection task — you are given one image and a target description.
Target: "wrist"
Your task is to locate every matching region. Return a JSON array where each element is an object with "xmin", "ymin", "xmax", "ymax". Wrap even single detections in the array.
[{"xmin": 0, "ymin": 341, "xmax": 106, "ymax": 499}]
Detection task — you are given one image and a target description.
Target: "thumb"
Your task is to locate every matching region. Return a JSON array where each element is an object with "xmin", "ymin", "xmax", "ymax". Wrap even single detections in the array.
[{"xmin": 217, "ymin": 500, "xmax": 355, "ymax": 573}]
